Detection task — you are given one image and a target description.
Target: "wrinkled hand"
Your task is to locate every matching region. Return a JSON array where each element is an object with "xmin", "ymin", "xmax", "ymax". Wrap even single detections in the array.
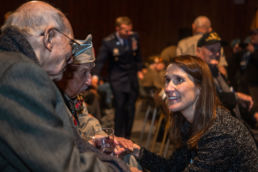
[
  {"xmin": 235, "ymin": 92, "xmax": 254, "ymax": 111},
  {"xmin": 113, "ymin": 137, "xmax": 140, "ymax": 156},
  {"xmin": 130, "ymin": 167, "xmax": 142, "ymax": 172}
]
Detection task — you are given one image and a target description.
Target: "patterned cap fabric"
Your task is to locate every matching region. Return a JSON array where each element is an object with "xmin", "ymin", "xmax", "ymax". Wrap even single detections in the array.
[
  {"xmin": 73, "ymin": 34, "xmax": 95, "ymax": 64},
  {"xmin": 197, "ymin": 32, "xmax": 221, "ymax": 47}
]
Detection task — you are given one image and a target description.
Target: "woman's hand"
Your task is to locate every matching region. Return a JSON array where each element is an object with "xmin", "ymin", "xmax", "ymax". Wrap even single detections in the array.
[{"xmin": 113, "ymin": 136, "xmax": 140, "ymax": 156}]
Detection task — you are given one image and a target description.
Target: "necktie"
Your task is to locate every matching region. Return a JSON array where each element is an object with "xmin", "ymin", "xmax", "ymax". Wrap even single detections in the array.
[{"xmin": 123, "ymin": 39, "xmax": 128, "ymax": 47}]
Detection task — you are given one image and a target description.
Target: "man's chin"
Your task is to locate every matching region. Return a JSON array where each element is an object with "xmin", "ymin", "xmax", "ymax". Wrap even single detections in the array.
[
  {"xmin": 48, "ymin": 67, "xmax": 66, "ymax": 81},
  {"xmin": 50, "ymin": 73, "xmax": 64, "ymax": 81}
]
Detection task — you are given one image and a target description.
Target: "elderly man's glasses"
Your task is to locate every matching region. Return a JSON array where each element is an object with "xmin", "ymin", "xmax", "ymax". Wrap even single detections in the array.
[
  {"xmin": 53, "ymin": 29, "xmax": 92, "ymax": 57},
  {"xmin": 42, "ymin": 28, "xmax": 92, "ymax": 57}
]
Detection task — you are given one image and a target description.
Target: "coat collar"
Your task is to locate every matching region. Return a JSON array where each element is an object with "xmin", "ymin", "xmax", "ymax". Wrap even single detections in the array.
[{"xmin": 0, "ymin": 26, "xmax": 39, "ymax": 65}]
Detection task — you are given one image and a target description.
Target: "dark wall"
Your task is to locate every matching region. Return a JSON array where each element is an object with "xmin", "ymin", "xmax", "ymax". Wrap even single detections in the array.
[{"xmin": 0, "ymin": 0, "xmax": 257, "ymax": 59}]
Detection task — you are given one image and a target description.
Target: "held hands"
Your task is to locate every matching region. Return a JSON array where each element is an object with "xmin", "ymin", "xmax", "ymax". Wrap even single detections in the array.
[
  {"xmin": 114, "ymin": 136, "xmax": 141, "ymax": 157},
  {"xmin": 89, "ymin": 135, "xmax": 141, "ymax": 157}
]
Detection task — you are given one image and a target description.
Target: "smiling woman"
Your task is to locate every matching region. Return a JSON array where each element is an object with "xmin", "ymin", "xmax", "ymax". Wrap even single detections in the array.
[
  {"xmin": 165, "ymin": 63, "xmax": 200, "ymax": 123},
  {"xmin": 121, "ymin": 55, "xmax": 258, "ymax": 171},
  {"xmin": 166, "ymin": 55, "xmax": 216, "ymax": 149}
]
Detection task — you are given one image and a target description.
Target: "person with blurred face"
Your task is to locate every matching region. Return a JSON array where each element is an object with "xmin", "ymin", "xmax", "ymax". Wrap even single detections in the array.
[
  {"xmin": 116, "ymin": 21, "xmax": 133, "ymax": 39},
  {"xmin": 197, "ymin": 32, "xmax": 257, "ymax": 127},
  {"xmin": 118, "ymin": 55, "xmax": 258, "ymax": 171},
  {"xmin": 176, "ymin": 16, "xmax": 228, "ymax": 77},
  {"xmin": 93, "ymin": 16, "xmax": 143, "ymax": 138},
  {"xmin": 240, "ymin": 29, "xmax": 258, "ymax": 123},
  {"xmin": 0, "ymin": 1, "xmax": 130, "ymax": 171},
  {"xmin": 197, "ymin": 42, "xmax": 221, "ymax": 65}
]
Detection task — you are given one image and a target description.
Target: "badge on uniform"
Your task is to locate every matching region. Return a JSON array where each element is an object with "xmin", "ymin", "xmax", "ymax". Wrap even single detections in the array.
[
  {"xmin": 113, "ymin": 48, "xmax": 119, "ymax": 56},
  {"xmin": 131, "ymin": 37, "xmax": 138, "ymax": 51}
]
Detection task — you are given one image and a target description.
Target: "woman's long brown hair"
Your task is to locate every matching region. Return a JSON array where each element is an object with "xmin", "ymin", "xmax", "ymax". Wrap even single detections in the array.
[{"xmin": 168, "ymin": 55, "xmax": 217, "ymax": 149}]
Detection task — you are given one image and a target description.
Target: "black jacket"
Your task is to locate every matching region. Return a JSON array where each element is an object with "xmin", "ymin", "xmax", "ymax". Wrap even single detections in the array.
[
  {"xmin": 93, "ymin": 32, "xmax": 143, "ymax": 92},
  {"xmin": 138, "ymin": 107, "xmax": 258, "ymax": 171}
]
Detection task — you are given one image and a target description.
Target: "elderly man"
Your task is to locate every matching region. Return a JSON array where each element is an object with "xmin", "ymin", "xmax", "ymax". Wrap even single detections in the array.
[
  {"xmin": 196, "ymin": 32, "xmax": 258, "ymax": 130},
  {"xmin": 0, "ymin": 1, "xmax": 130, "ymax": 171},
  {"xmin": 176, "ymin": 16, "xmax": 228, "ymax": 77}
]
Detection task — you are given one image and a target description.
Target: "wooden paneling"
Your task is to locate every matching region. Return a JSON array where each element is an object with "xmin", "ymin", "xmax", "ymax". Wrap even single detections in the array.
[{"xmin": 0, "ymin": 0, "xmax": 257, "ymax": 59}]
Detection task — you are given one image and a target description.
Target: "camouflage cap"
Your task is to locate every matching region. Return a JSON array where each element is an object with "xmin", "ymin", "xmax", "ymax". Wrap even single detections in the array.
[{"xmin": 73, "ymin": 34, "xmax": 95, "ymax": 64}]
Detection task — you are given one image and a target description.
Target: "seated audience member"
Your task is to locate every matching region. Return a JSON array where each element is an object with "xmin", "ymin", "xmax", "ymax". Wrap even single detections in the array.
[
  {"xmin": 196, "ymin": 32, "xmax": 258, "ymax": 128},
  {"xmin": 176, "ymin": 16, "xmax": 228, "ymax": 77},
  {"xmin": 160, "ymin": 44, "xmax": 177, "ymax": 63},
  {"xmin": 56, "ymin": 34, "xmax": 106, "ymax": 139},
  {"xmin": 80, "ymin": 75, "xmax": 112, "ymax": 120},
  {"xmin": 237, "ymin": 29, "xmax": 258, "ymax": 122},
  {"xmin": 119, "ymin": 55, "xmax": 258, "ymax": 171},
  {"xmin": 56, "ymin": 35, "xmax": 141, "ymax": 171},
  {"xmin": 140, "ymin": 56, "xmax": 166, "ymax": 92},
  {"xmin": 227, "ymin": 38, "xmax": 242, "ymax": 87},
  {"xmin": 231, "ymin": 38, "xmax": 242, "ymax": 54},
  {"xmin": 137, "ymin": 57, "xmax": 167, "ymax": 119},
  {"xmin": 97, "ymin": 78, "xmax": 114, "ymax": 109},
  {"xmin": 0, "ymin": 1, "xmax": 130, "ymax": 171},
  {"xmin": 80, "ymin": 90, "xmax": 102, "ymax": 121},
  {"xmin": 227, "ymin": 37, "xmax": 255, "ymax": 94}
]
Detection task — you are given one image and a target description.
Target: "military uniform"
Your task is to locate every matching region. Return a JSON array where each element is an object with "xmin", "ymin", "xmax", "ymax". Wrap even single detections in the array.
[{"xmin": 94, "ymin": 32, "xmax": 143, "ymax": 138}]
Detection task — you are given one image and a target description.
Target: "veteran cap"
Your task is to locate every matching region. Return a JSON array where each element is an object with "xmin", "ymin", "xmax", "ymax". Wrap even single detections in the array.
[
  {"xmin": 73, "ymin": 34, "xmax": 95, "ymax": 64},
  {"xmin": 197, "ymin": 31, "xmax": 222, "ymax": 47}
]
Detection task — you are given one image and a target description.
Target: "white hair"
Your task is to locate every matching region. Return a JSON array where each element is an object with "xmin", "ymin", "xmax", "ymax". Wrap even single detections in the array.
[{"xmin": 1, "ymin": 1, "xmax": 67, "ymax": 36}]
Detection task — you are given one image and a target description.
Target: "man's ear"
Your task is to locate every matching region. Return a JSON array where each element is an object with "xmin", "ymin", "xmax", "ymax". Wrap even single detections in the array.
[
  {"xmin": 115, "ymin": 26, "xmax": 120, "ymax": 32},
  {"xmin": 43, "ymin": 27, "xmax": 56, "ymax": 51},
  {"xmin": 192, "ymin": 23, "xmax": 196, "ymax": 32}
]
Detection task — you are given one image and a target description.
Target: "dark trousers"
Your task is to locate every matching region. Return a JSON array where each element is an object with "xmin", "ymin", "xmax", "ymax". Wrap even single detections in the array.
[{"xmin": 113, "ymin": 90, "xmax": 138, "ymax": 138}]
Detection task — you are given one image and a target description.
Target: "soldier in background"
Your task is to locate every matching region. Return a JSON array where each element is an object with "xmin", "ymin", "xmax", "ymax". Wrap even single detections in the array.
[{"xmin": 93, "ymin": 16, "xmax": 143, "ymax": 138}]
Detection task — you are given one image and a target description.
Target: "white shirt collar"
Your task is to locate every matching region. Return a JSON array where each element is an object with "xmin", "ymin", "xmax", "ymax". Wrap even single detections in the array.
[{"xmin": 116, "ymin": 32, "xmax": 124, "ymax": 45}]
